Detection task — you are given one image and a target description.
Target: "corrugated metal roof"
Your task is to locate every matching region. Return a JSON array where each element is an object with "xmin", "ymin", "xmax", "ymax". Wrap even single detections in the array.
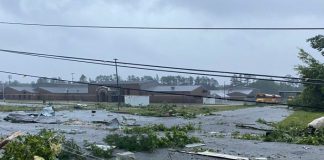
[
  {"xmin": 39, "ymin": 86, "xmax": 88, "ymax": 93},
  {"xmin": 101, "ymin": 80, "xmax": 156, "ymax": 85},
  {"xmin": 228, "ymin": 89, "xmax": 255, "ymax": 95},
  {"xmin": 209, "ymin": 90, "xmax": 230, "ymax": 98},
  {"xmin": 9, "ymin": 86, "xmax": 36, "ymax": 93},
  {"xmin": 147, "ymin": 85, "xmax": 201, "ymax": 92}
]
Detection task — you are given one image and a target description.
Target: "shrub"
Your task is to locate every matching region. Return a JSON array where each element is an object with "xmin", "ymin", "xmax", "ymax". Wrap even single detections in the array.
[
  {"xmin": 105, "ymin": 128, "xmax": 201, "ymax": 152},
  {"xmin": 1, "ymin": 130, "xmax": 64, "ymax": 160},
  {"xmin": 104, "ymin": 132, "xmax": 160, "ymax": 152},
  {"xmin": 84, "ymin": 142, "xmax": 113, "ymax": 159},
  {"xmin": 58, "ymin": 139, "xmax": 86, "ymax": 160}
]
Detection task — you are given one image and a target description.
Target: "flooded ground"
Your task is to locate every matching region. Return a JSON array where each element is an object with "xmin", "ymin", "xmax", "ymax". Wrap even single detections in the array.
[{"xmin": 1, "ymin": 105, "xmax": 323, "ymax": 160}]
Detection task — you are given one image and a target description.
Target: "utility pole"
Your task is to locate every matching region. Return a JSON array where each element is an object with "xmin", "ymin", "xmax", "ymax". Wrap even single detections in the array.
[
  {"xmin": 71, "ymin": 73, "xmax": 75, "ymax": 83},
  {"xmin": 114, "ymin": 59, "xmax": 121, "ymax": 110},
  {"xmin": 223, "ymin": 81, "xmax": 226, "ymax": 104},
  {"xmin": 8, "ymin": 75, "xmax": 12, "ymax": 86},
  {"xmin": 0, "ymin": 81, "xmax": 4, "ymax": 102}
]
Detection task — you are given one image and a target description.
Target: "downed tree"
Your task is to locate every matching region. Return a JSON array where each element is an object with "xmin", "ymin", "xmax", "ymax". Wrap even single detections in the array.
[{"xmin": 0, "ymin": 131, "xmax": 23, "ymax": 149}]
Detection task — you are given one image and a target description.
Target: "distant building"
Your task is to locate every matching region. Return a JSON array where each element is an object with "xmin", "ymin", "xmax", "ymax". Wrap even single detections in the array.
[
  {"xmin": 226, "ymin": 87, "xmax": 260, "ymax": 100},
  {"xmin": 278, "ymin": 91, "xmax": 302, "ymax": 102},
  {"xmin": 3, "ymin": 86, "xmax": 38, "ymax": 100},
  {"xmin": 145, "ymin": 85, "xmax": 208, "ymax": 103},
  {"xmin": 2, "ymin": 81, "xmax": 208, "ymax": 103},
  {"xmin": 207, "ymin": 87, "xmax": 260, "ymax": 105}
]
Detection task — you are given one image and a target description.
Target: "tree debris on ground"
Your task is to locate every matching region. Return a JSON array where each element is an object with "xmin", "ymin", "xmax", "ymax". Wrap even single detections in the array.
[{"xmin": 0, "ymin": 131, "xmax": 23, "ymax": 149}]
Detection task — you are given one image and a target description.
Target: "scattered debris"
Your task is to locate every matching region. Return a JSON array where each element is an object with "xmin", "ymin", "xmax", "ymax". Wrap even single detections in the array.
[
  {"xmin": 253, "ymin": 158, "xmax": 267, "ymax": 160},
  {"xmin": 33, "ymin": 156, "xmax": 45, "ymax": 160},
  {"xmin": 302, "ymin": 146, "xmax": 311, "ymax": 150},
  {"xmin": 121, "ymin": 116, "xmax": 138, "ymax": 126},
  {"xmin": 4, "ymin": 113, "xmax": 38, "ymax": 123},
  {"xmin": 64, "ymin": 119, "xmax": 87, "ymax": 125},
  {"xmin": 86, "ymin": 144, "xmax": 116, "ymax": 151},
  {"xmin": 91, "ymin": 110, "xmax": 96, "ymax": 116},
  {"xmin": 196, "ymin": 151, "xmax": 249, "ymax": 160},
  {"xmin": 93, "ymin": 118, "xmax": 121, "ymax": 129},
  {"xmin": 107, "ymin": 118, "xmax": 120, "ymax": 129},
  {"xmin": 308, "ymin": 116, "xmax": 324, "ymax": 133},
  {"xmin": 3, "ymin": 105, "xmax": 59, "ymax": 124},
  {"xmin": 4, "ymin": 113, "xmax": 61, "ymax": 124},
  {"xmin": 175, "ymin": 150, "xmax": 249, "ymax": 160},
  {"xmin": 39, "ymin": 105, "xmax": 55, "ymax": 117},
  {"xmin": 116, "ymin": 151, "xmax": 136, "ymax": 160},
  {"xmin": 74, "ymin": 104, "xmax": 87, "ymax": 109},
  {"xmin": 235, "ymin": 123, "xmax": 273, "ymax": 132},
  {"xmin": 56, "ymin": 129, "xmax": 86, "ymax": 134},
  {"xmin": 185, "ymin": 143, "xmax": 206, "ymax": 148}
]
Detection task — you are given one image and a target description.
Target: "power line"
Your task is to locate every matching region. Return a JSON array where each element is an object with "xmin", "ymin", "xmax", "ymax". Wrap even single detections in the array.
[
  {"xmin": 0, "ymin": 48, "xmax": 323, "ymax": 85},
  {"xmin": 1, "ymin": 48, "xmax": 322, "ymax": 83},
  {"xmin": 0, "ymin": 69, "xmax": 321, "ymax": 110},
  {"xmin": 0, "ymin": 21, "xmax": 324, "ymax": 30}
]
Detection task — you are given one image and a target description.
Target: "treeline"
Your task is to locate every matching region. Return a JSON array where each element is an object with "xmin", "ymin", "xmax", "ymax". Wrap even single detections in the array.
[
  {"xmin": 8, "ymin": 74, "xmax": 219, "ymax": 89},
  {"xmin": 7, "ymin": 74, "xmax": 302, "ymax": 95},
  {"xmin": 93, "ymin": 75, "xmax": 219, "ymax": 89},
  {"xmin": 228, "ymin": 74, "xmax": 303, "ymax": 94}
]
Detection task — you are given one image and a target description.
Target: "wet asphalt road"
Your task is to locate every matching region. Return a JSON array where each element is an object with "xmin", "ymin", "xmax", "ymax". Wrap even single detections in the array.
[{"xmin": 0, "ymin": 106, "xmax": 323, "ymax": 160}]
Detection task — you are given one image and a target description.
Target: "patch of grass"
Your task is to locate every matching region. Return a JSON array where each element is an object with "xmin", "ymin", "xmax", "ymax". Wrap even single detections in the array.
[
  {"xmin": 263, "ymin": 110, "xmax": 324, "ymax": 145},
  {"xmin": 256, "ymin": 118, "xmax": 268, "ymax": 125},
  {"xmin": 123, "ymin": 123, "xmax": 198, "ymax": 134},
  {"xmin": 235, "ymin": 111, "xmax": 324, "ymax": 145},
  {"xmin": 256, "ymin": 118, "xmax": 275, "ymax": 126},
  {"xmin": 276, "ymin": 110, "xmax": 324, "ymax": 128},
  {"xmin": 0, "ymin": 105, "xmax": 42, "ymax": 112},
  {"xmin": 107, "ymin": 104, "xmax": 251, "ymax": 118}
]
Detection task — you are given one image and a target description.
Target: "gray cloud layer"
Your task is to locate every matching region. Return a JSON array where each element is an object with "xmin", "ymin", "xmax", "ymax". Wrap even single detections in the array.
[{"xmin": 0, "ymin": 0, "xmax": 323, "ymax": 83}]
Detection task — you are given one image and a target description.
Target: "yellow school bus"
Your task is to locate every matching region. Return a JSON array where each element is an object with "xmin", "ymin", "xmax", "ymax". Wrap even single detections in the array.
[{"xmin": 256, "ymin": 93, "xmax": 281, "ymax": 104}]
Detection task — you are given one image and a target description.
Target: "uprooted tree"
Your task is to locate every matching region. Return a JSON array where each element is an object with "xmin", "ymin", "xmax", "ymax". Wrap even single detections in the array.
[{"xmin": 293, "ymin": 35, "xmax": 324, "ymax": 109}]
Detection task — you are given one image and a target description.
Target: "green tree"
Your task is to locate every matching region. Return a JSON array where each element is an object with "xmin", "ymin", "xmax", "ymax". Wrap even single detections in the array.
[
  {"xmin": 79, "ymin": 74, "xmax": 88, "ymax": 82},
  {"xmin": 307, "ymin": 35, "xmax": 324, "ymax": 56},
  {"xmin": 37, "ymin": 78, "xmax": 49, "ymax": 84},
  {"xmin": 294, "ymin": 35, "xmax": 324, "ymax": 109}
]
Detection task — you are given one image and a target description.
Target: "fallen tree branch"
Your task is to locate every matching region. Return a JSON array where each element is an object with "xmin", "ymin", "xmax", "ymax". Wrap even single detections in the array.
[{"xmin": 0, "ymin": 131, "xmax": 23, "ymax": 149}]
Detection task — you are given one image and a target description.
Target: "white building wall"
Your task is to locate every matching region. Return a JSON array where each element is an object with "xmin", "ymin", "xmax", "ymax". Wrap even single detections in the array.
[
  {"xmin": 203, "ymin": 98, "xmax": 217, "ymax": 104},
  {"xmin": 124, "ymin": 95, "xmax": 150, "ymax": 107}
]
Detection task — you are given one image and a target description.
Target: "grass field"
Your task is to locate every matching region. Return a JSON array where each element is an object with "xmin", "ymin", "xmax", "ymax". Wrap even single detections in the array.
[
  {"xmin": 0, "ymin": 100, "xmax": 254, "ymax": 119},
  {"xmin": 263, "ymin": 110, "xmax": 324, "ymax": 145},
  {"xmin": 277, "ymin": 110, "xmax": 324, "ymax": 128},
  {"xmin": 107, "ymin": 104, "xmax": 253, "ymax": 118}
]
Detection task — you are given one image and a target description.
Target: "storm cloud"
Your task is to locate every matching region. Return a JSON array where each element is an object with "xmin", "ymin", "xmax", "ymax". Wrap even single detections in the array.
[{"xmin": 0, "ymin": 0, "xmax": 323, "ymax": 83}]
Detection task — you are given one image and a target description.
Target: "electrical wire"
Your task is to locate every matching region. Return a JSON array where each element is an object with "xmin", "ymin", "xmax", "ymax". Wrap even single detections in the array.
[
  {"xmin": 1, "ymin": 48, "xmax": 321, "ymax": 82},
  {"xmin": 0, "ymin": 69, "xmax": 321, "ymax": 110},
  {"xmin": 0, "ymin": 21, "xmax": 324, "ymax": 30},
  {"xmin": 0, "ymin": 49, "xmax": 323, "ymax": 85}
]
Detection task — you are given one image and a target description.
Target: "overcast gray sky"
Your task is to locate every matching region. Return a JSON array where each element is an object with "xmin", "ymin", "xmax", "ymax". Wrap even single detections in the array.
[{"xmin": 0, "ymin": 0, "xmax": 323, "ymax": 83}]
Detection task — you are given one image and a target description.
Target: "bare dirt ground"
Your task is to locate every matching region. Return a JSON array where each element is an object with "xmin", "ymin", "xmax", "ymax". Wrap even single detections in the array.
[{"xmin": 0, "ymin": 105, "xmax": 323, "ymax": 160}]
